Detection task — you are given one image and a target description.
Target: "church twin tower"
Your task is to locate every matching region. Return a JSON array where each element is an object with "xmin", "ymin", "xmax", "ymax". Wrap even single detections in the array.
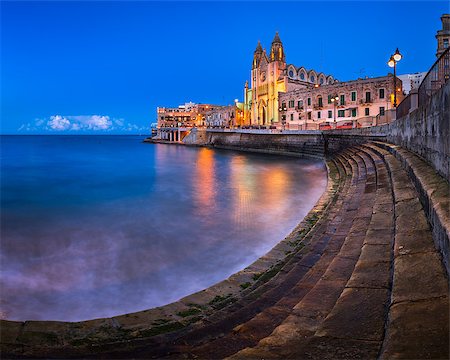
[
  {"xmin": 243, "ymin": 32, "xmax": 335, "ymax": 126},
  {"xmin": 245, "ymin": 32, "xmax": 287, "ymax": 125}
]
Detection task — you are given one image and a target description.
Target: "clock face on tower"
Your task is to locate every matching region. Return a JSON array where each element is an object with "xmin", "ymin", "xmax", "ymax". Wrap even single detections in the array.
[{"xmin": 260, "ymin": 72, "xmax": 266, "ymax": 81}]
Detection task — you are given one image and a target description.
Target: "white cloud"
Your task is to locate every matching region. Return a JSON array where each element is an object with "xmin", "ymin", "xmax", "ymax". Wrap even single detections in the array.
[
  {"xmin": 18, "ymin": 115, "xmax": 148, "ymax": 133},
  {"xmin": 48, "ymin": 115, "xmax": 71, "ymax": 130}
]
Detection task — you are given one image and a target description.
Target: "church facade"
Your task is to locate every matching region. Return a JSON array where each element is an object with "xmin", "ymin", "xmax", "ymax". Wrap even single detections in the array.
[{"xmin": 243, "ymin": 32, "xmax": 336, "ymax": 126}]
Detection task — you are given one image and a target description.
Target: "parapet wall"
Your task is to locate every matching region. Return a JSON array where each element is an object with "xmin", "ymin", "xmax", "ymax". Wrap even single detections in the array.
[{"xmin": 205, "ymin": 131, "xmax": 325, "ymax": 158}]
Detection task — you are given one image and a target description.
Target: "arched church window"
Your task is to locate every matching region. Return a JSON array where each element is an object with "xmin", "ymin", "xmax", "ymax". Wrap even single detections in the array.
[
  {"xmin": 320, "ymin": 77, "xmax": 324, "ymax": 85},
  {"xmin": 310, "ymin": 75, "xmax": 315, "ymax": 83},
  {"xmin": 288, "ymin": 70, "xmax": 294, "ymax": 78},
  {"xmin": 300, "ymin": 73, "xmax": 305, "ymax": 80}
]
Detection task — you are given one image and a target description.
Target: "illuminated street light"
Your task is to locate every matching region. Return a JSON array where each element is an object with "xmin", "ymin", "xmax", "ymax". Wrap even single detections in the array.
[
  {"xmin": 330, "ymin": 95, "xmax": 339, "ymax": 127},
  {"xmin": 387, "ymin": 48, "xmax": 402, "ymax": 107}
]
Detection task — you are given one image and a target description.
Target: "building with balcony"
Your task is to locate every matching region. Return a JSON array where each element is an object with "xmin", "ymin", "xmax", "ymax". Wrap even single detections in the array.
[
  {"xmin": 157, "ymin": 103, "xmax": 223, "ymax": 128},
  {"xmin": 278, "ymin": 74, "xmax": 403, "ymax": 129}
]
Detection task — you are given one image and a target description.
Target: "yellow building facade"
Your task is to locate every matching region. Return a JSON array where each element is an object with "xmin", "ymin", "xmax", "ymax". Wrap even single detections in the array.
[{"xmin": 244, "ymin": 32, "xmax": 336, "ymax": 127}]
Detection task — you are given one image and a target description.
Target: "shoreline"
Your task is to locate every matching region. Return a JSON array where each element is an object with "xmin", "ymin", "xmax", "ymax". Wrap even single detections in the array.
[{"xmin": 0, "ymin": 145, "xmax": 338, "ymax": 349}]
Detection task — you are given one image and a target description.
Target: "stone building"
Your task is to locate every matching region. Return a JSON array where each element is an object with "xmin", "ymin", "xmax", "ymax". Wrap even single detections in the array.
[
  {"xmin": 436, "ymin": 13, "xmax": 450, "ymax": 58},
  {"xmin": 205, "ymin": 105, "xmax": 236, "ymax": 128},
  {"xmin": 278, "ymin": 75, "xmax": 403, "ymax": 129},
  {"xmin": 243, "ymin": 32, "xmax": 336, "ymax": 127}
]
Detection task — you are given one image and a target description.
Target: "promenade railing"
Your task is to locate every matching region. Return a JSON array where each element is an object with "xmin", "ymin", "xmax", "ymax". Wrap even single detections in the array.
[{"xmin": 418, "ymin": 47, "xmax": 449, "ymax": 107}]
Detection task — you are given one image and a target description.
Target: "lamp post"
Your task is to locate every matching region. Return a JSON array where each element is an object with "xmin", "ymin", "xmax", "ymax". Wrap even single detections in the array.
[
  {"xmin": 330, "ymin": 95, "xmax": 339, "ymax": 128},
  {"xmin": 278, "ymin": 104, "xmax": 287, "ymax": 130},
  {"xmin": 388, "ymin": 48, "xmax": 402, "ymax": 107}
]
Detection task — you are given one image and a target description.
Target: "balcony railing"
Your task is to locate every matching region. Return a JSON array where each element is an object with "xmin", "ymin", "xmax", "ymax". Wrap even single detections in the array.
[{"xmin": 360, "ymin": 99, "xmax": 372, "ymax": 104}]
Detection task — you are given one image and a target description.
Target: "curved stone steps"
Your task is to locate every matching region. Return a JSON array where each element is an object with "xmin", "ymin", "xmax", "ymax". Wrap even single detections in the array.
[
  {"xmin": 229, "ymin": 143, "xmax": 448, "ymax": 360},
  {"xmin": 227, "ymin": 146, "xmax": 383, "ymax": 359},
  {"xmin": 363, "ymin": 142, "xmax": 449, "ymax": 360},
  {"xmin": 138, "ymin": 154, "xmax": 363, "ymax": 359}
]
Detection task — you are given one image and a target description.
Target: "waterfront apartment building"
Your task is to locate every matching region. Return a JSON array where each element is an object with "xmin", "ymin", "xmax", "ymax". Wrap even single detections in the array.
[
  {"xmin": 278, "ymin": 74, "xmax": 403, "ymax": 130},
  {"xmin": 205, "ymin": 104, "xmax": 244, "ymax": 128},
  {"xmin": 243, "ymin": 32, "xmax": 337, "ymax": 127},
  {"xmin": 157, "ymin": 103, "xmax": 223, "ymax": 128}
]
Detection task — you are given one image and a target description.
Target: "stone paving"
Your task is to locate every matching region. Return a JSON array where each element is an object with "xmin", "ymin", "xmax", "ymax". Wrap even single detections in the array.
[{"xmin": 0, "ymin": 142, "xmax": 448, "ymax": 359}]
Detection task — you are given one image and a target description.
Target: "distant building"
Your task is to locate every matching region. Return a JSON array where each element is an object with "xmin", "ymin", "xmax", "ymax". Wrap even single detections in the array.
[
  {"xmin": 156, "ymin": 103, "xmax": 223, "ymax": 128},
  {"xmin": 278, "ymin": 74, "xmax": 403, "ymax": 129},
  {"xmin": 397, "ymin": 72, "xmax": 427, "ymax": 94},
  {"xmin": 436, "ymin": 14, "xmax": 450, "ymax": 58}
]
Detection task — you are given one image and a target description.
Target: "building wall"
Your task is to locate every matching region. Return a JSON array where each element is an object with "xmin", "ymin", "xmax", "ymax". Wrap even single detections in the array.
[{"xmin": 436, "ymin": 14, "xmax": 450, "ymax": 58}]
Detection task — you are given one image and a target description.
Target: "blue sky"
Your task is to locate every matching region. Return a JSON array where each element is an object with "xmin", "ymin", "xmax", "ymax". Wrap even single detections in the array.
[{"xmin": 1, "ymin": 1, "xmax": 448, "ymax": 134}]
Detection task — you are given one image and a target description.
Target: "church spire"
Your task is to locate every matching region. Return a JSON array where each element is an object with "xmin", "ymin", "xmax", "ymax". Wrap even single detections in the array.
[
  {"xmin": 270, "ymin": 31, "xmax": 285, "ymax": 63},
  {"xmin": 252, "ymin": 40, "xmax": 263, "ymax": 69}
]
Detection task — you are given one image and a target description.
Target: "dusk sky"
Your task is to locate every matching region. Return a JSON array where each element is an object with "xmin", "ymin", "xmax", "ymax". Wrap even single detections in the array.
[{"xmin": 1, "ymin": 1, "xmax": 448, "ymax": 134}]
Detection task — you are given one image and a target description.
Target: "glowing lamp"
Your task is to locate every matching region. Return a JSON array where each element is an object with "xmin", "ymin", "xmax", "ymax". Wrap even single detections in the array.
[
  {"xmin": 388, "ymin": 57, "xmax": 395, "ymax": 67},
  {"xmin": 393, "ymin": 48, "xmax": 402, "ymax": 61}
]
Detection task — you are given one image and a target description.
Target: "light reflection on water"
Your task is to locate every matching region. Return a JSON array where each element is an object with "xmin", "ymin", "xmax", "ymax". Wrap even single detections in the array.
[{"xmin": 0, "ymin": 136, "xmax": 326, "ymax": 321}]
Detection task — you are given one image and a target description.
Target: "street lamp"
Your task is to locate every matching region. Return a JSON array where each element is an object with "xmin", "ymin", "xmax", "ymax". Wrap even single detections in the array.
[
  {"xmin": 388, "ymin": 48, "xmax": 402, "ymax": 107},
  {"xmin": 330, "ymin": 95, "xmax": 339, "ymax": 128},
  {"xmin": 278, "ymin": 104, "xmax": 287, "ymax": 130}
]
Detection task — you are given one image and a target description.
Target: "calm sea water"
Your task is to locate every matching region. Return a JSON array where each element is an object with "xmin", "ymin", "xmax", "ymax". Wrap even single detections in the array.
[{"xmin": 0, "ymin": 135, "xmax": 327, "ymax": 321}]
